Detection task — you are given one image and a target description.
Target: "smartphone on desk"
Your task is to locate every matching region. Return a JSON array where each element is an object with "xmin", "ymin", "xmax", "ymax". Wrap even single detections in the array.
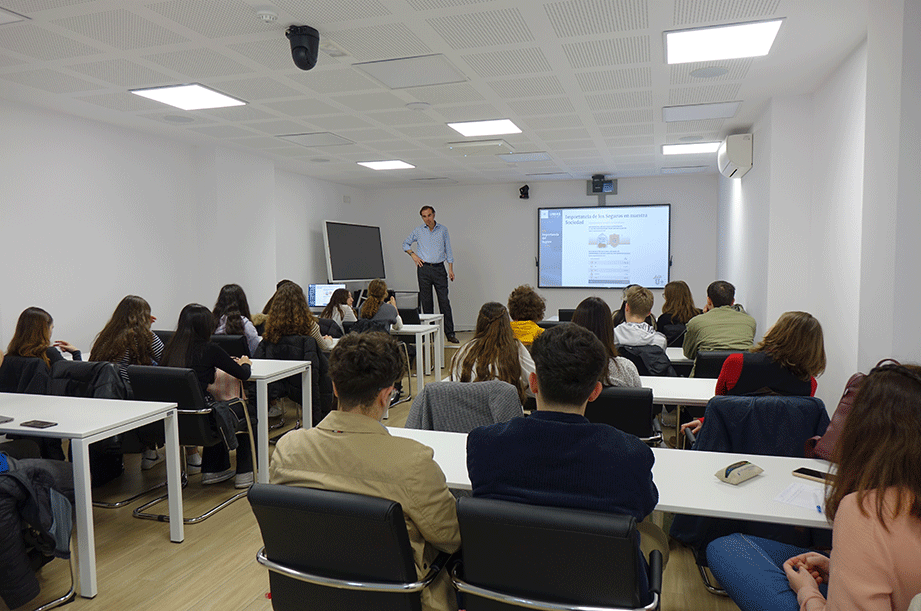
[
  {"xmin": 793, "ymin": 467, "xmax": 835, "ymax": 484},
  {"xmin": 20, "ymin": 420, "xmax": 58, "ymax": 429}
]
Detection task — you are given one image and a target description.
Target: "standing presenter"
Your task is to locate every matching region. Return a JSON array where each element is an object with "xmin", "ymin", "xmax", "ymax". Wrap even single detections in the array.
[{"xmin": 403, "ymin": 205, "xmax": 458, "ymax": 343}]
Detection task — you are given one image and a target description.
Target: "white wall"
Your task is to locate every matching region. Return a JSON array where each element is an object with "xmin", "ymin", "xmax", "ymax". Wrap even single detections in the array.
[
  {"xmin": 719, "ymin": 40, "xmax": 868, "ymax": 411},
  {"xmin": 372, "ymin": 176, "xmax": 718, "ymax": 330},
  {"xmin": 0, "ymin": 100, "xmax": 363, "ymax": 350}
]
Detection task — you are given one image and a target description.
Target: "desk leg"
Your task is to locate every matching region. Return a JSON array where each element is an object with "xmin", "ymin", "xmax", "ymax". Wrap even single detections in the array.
[
  {"xmin": 163, "ymin": 409, "xmax": 184, "ymax": 543},
  {"xmin": 70, "ymin": 439, "xmax": 96, "ymax": 598},
  {"xmin": 301, "ymin": 367, "xmax": 312, "ymax": 429},
  {"xmin": 435, "ymin": 322, "xmax": 444, "ymax": 373},
  {"xmin": 257, "ymin": 379, "xmax": 269, "ymax": 484},
  {"xmin": 416, "ymin": 332, "xmax": 425, "ymax": 392}
]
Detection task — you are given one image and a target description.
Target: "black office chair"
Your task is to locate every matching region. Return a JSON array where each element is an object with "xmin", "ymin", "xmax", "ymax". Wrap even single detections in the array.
[
  {"xmin": 248, "ymin": 484, "xmax": 453, "ymax": 611},
  {"xmin": 536, "ymin": 320, "xmax": 564, "ymax": 330},
  {"xmin": 50, "ymin": 360, "xmax": 167, "ymax": 508},
  {"xmin": 693, "ymin": 350, "xmax": 739, "ymax": 378},
  {"xmin": 584, "ymin": 386, "xmax": 662, "ymax": 446},
  {"xmin": 211, "ymin": 334, "xmax": 249, "ymax": 357},
  {"xmin": 404, "ymin": 380, "xmax": 523, "ymax": 433},
  {"xmin": 127, "ymin": 365, "xmax": 256, "ymax": 523},
  {"xmin": 453, "ymin": 496, "xmax": 662, "ymax": 611}
]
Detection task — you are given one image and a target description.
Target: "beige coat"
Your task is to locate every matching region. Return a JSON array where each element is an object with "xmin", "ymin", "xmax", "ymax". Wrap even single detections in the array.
[{"xmin": 270, "ymin": 410, "xmax": 460, "ymax": 611}]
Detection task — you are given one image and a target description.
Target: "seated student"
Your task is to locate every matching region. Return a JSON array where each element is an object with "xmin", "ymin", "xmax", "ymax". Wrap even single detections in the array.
[
  {"xmin": 656, "ymin": 280, "xmax": 702, "ymax": 347},
  {"xmin": 359, "ymin": 278, "xmax": 403, "ymax": 331},
  {"xmin": 706, "ymin": 361, "xmax": 921, "ymax": 611},
  {"xmin": 253, "ymin": 279, "xmax": 295, "ymax": 333},
  {"xmin": 319, "ymin": 288, "xmax": 357, "ymax": 332},
  {"xmin": 89, "ymin": 295, "xmax": 173, "ymax": 471},
  {"xmin": 255, "ymin": 281, "xmax": 333, "ymax": 425},
  {"xmin": 613, "ymin": 284, "xmax": 657, "ymax": 329},
  {"xmin": 466, "ymin": 324, "xmax": 668, "ymax": 600},
  {"xmin": 507, "ymin": 284, "xmax": 545, "ymax": 345},
  {"xmin": 682, "ymin": 311, "xmax": 826, "ymax": 436},
  {"xmin": 683, "ymin": 280, "xmax": 756, "ymax": 361},
  {"xmin": 5, "ymin": 307, "xmax": 81, "ymax": 366},
  {"xmin": 212, "ymin": 283, "xmax": 261, "ymax": 355},
  {"xmin": 614, "ymin": 287, "xmax": 667, "ymax": 350},
  {"xmin": 449, "ymin": 302, "xmax": 534, "ymax": 404},
  {"xmin": 161, "ymin": 304, "xmax": 255, "ymax": 488},
  {"xmin": 571, "ymin": 296, "xmax": 640, "ymax": 387},
  {"xmin": 271, "ymin": 332, "xmax": 460, "ymax": 611}
]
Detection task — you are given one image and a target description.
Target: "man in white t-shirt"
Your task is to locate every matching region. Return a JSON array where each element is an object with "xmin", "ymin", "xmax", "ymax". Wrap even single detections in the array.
[{"xmin": 614, "ymin": 286, "xmax": 667, "ymax": 350}]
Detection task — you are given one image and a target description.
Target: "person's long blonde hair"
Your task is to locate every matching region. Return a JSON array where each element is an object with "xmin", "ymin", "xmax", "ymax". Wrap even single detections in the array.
[
  {"xmin": 90, "ymin": 295, "xmax": 157, "ymax": 365},
  {"xmin": 452, "ymin": 302, "xmax": 526, "ymax": 404},
  {"xmin": 264, "ymin": 282, "xmax": 319, "ymax": 343}
]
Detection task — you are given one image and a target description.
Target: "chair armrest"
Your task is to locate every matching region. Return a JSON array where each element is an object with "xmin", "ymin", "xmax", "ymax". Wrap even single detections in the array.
[
  {"xmin": 640, "ymin": 433, "xmax": 663, "ymax": 447},
  {"xmin": 647, "ymin": 549, "xmax": 663, "ymax": 596},
  {"xmin": 256, "ymin": 547, "xmax": 440, "ymax": 593},
  {"xmin": 177, "ymin": 407, "xmax": 212, "ymax": 415}
]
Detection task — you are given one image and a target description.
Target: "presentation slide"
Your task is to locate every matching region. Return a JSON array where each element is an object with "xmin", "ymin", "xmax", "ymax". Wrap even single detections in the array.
[
  {"xmin": 538, "ymin": 205, "xmax": 670, "ymax": 289},
  {"xmin": 308, "ymin": 284, "xmax": 345, "ymax": 308}
]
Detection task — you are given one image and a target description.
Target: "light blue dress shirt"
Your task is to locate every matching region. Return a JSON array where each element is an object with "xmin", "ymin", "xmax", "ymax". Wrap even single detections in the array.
[{"xmin": 403, "ymin": 222, "xmax": 454, "ymax": 264}]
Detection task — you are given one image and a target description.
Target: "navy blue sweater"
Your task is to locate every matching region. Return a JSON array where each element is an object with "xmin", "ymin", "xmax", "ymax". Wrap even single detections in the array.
[{"xmin": 466, "ymin": 410, "xmax": 657, "ymax": 521}]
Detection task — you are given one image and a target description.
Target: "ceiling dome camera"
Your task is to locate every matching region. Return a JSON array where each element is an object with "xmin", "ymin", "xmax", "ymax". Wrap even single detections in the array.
[{"xmin": 286, "ymin": 25, "xmax": 320, "ymax": 71}]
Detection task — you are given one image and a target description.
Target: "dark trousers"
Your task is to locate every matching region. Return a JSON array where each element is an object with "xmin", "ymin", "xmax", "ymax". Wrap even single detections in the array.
[{"xmin": 417, "ymin": 262, "xmax": 454, "ymax": 335}]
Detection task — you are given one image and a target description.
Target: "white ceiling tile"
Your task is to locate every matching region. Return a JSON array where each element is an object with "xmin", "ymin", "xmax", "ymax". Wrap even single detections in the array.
[
  {"xmin": 576, "ymin": 66, "xmax": 652, "ymax": 92},
  {"xmin": 666, "ymin": 119, "xmax": 726, "ymax": 133},
  {"xmin": 328, "ymin": 23, "xmax": 431, "ymax": 62},
  {"xmin": 142, "ymin": 48, "xmax": 254, "ymax": 78},
  {"xmin": 2, "ymin": 0, "xmax": 94, "ymax": 12},
  {"xmin": 242, "ymin": 120, "xmax": 311, "ymax": 135},
  {"xmin": 539, "ymin": 128, "xmax": 593, "ymax": 141},
  {"xmin": 563, "ymin": 35, "xmax": 651, "ymax": 69},
  {"xmin": 586, "ymin": 90, "xmax": 653, "ymax": 111},
  {"xmin": 673, "ymin": 0, "xmax": 781, "ymax": 26},
  {"xmin": 52, "ymin": 9, "xmax": 188, "ymax": 50},
  {"xmin": 593, "ymin": 108, "xmax": 654, "ymax": 124},
  {"xmin": 364, "ymin": 109, "xmax": 435, "ymax": 126},
  {"xmin": 307, "ymin": 115, "xmax": 371, "ymax": 130},
  {"xmin": 488, "ymin": 75, "xmax": 565, "ymax": 99},
  {"xmin": 227, "ymin": 38, "xmax": 297, "ymax": 71},
  {"xmin": 211, "ymin": 77, "xmax": 303, "ymax": 101},
  {"xmin": 147, "ymin": 0, "xmax": 273, "ymax": 38},
  {"xmin": 303, "ymin": 68, "xmax": 383, "ymax": 93},
  {"xmin": 197, "ymin": 105, "xmax": 276, "ymax": 122},
  {"xmin": 520, "ymin": 115, "xmax": 585, "ymax": 130},
  {"xmin": 597, "ymin": 124, "xmax": 654, "ymax": 137},
  {"xmin": 507, "ymin": 97, "xmax": 576, "ymax": 117},
  {"xmin": 273, "ymin": 0, "xmax": 392, "ymax": 24},
  {"xmin": 670, "ymin": 59, "xmax": 752, "ymax": 84},
  {"xmin": 668, "ymin": 83, "xmax": 741, "ymax": 105},
  {"xmin": 405, "ymin": 0, "xmax": 492, "ymax": 9},
  {"xmin": 333, "ymin": 92, "xmax": 407, "ymax": 112},
  {"xmin": 0, "ymin": 67, "xmax": 98, "ymax": 92},
  {"xmin": 68, "ymin": 58, "xmax": 172, "ymax": 87},
  {"xmin": 436, "ymin": 104, "xmax": 504, "ymax": 122},
  {"xmin": 190, "ymin": 124, "xmax": 259, "ymax": 138},
  {"xmin": 78, "ymin": 92, "xmax": 168, "ymax": 112},
  {"xmin": 462, "ymin": 47, "xmax": 551, "ymax": 78},
  {"xmin": 263, "ymin": 99, "xmax": 341, "ymax": 117},
  {"xmin": 408, "ymin": 83, "xmax": 484, "ymax": 104},
  {"xmin": 427, "ymin": 8, "xmax": 534, "ymax": 50},
  {"xmin": 0, "ymin": 24, "xmax": 103, "ymax": 60},
  {"xmin": 544, "ymin": 0, "xmax": 648, "ymax": 38}
]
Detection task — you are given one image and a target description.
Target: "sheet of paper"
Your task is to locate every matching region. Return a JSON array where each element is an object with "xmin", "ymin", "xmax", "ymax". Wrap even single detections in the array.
[{"xmin": 775, "ymin": 482, "xmax": 825, "ymax": 513}]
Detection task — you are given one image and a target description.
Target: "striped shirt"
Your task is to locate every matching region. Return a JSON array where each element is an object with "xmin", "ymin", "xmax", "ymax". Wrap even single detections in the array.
[{"xmin": 403, "ymin": 222, "xmax": 454, "ymax": 264}]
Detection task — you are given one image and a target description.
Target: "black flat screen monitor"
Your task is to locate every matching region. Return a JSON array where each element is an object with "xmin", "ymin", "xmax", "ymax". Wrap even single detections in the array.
[
  {"xmin": 538, "ymin": 204, "xmax": 670, "ymax": 289},
  {"xmin": 323, "ymin": 221, "xmax": 386, "ymax": 283}
]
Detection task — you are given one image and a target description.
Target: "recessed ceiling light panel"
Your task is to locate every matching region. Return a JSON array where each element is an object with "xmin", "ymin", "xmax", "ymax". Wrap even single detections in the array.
[
  {"xmin": 130, "ymin": 84, "xmax": 246, "ymax": 111},
  {"xmin": 666, "ymin": 19, "xmax": 783, "ymax": 64},
  {"xmin": 663, "ymin": 101, "xmax": 741, "ymax": 122},
  {"xmin": 447, "ymin": 119, "xmax": 521, "ymax": 138},
  {"xmin": 357, "ymin": 160, "xmax": 415, "ymax": 170},
  {"xmin": 662, "ymin": 142, "xmax": 721, "ymax": 155}
]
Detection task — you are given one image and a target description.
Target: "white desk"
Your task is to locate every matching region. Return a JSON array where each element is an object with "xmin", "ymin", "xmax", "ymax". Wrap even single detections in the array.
[
  {"xmin": 390, "ymin": 324, "xmax": 439, "ymax": 392},
  {"xmin": 665, "ymin": 347, "xmax": 693, "ymax": 366},
  {"xmin": 387, "ymin": 427, "xmax": 832, "ymax": 529},
  {"xmin": 249, "ymin": 360, "xmax": 311, "ymax": 484},
  {"xmin": 419, "ymin": 313, "xmax": 445, "ymax": 373},
  {"xmin": 0, "ymin": 393, "xmax": 184, "ymax": 598},
  {"xmin": 639, "ymin": 375, "xmax": 716, "ymax": 406}
]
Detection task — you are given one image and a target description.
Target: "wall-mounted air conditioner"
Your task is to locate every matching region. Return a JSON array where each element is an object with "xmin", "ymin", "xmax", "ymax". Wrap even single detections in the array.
[{"xmin": 718, "ymin": 134, "xmax": 753, "ymax": 179}]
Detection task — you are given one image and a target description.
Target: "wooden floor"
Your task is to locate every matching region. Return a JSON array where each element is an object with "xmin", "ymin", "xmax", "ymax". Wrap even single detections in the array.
[{"xmin": 3, "ymin": 334, "xmax": 739, "ymax": 611}]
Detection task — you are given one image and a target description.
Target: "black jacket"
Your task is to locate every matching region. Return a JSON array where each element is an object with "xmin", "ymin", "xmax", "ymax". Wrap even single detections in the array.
[
  {"xmin": 252, "ymin": 336, "xmax": 332, "ymax": 425},
  {"xmin": 0, "ymin": 456, "xmax": 75, "ymax": 609}
]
